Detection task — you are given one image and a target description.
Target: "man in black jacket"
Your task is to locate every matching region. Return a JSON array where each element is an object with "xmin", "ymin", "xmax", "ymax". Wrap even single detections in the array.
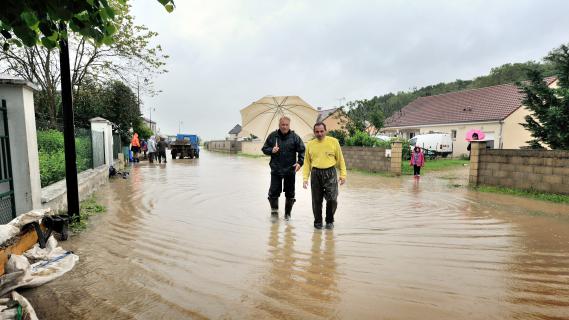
[{"xmin": 261, "ymin": 116, "xmax": 305, "ymax": 220}]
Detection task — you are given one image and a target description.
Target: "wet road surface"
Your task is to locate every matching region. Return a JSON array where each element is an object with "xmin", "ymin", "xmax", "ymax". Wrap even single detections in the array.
[{"xmin": 23, "ymin": 151, "xmax": 569, "ymax": 319}]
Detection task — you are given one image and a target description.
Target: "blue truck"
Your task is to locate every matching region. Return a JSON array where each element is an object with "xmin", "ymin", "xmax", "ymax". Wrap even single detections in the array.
[{"xmin": 170, "ymin": 134, "xmax": 200, "ymax": 159}]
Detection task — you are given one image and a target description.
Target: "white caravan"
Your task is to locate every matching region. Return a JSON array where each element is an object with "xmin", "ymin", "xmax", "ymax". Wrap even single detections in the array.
[{"xmin": 409, "ymin": 133, "xmax": 453, "ymax": 158}]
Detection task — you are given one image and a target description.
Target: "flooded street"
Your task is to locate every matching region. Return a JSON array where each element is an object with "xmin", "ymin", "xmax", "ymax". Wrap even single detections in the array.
[{"xmin": 23, "ymin": 151, "xmax": 569, "ymax": 319}]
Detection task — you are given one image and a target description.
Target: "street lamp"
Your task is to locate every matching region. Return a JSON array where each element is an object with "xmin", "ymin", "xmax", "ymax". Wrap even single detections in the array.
[{"xmin": 179, "ymin": 120, "xmax": 183, "ymax": 134}]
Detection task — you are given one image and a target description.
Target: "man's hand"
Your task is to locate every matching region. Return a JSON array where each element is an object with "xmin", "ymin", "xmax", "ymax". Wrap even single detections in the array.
[
  {"xmin": 303, "ymin": 181, "xmax": 309, "ymax": 189},
  {"xmin": 272, "ymin": 146, "xmax": 280, "ymax": 153},
  {"xmin": 293, "ymin": 163, "xmax": 301, "ymax": 172},
  {"xmin": 339, "ymin": 177, "xmax": 346, "ymax": 185}
]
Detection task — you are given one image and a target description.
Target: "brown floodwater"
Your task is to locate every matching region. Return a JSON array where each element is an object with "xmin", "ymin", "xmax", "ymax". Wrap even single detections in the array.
[{"xmin": 22, "ymin": 151, "xmax": 569, "ymax": 319}]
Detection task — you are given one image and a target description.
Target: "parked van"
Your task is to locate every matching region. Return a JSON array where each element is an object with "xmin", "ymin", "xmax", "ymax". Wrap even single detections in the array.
[{"xmin": 409, "ymin": 133, "xmax": 453, "ymax": 158}]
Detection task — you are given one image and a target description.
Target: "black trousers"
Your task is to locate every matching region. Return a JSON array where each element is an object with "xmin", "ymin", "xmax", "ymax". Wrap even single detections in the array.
[
  {"xmin": 413, "ymin": 165, "xmax": 421, "ymax": 175},
  {"xmin": 311, "ymin": 167, "xmax": 338, "ymax": 224},
  {"xmin": 268, "ymin": 173, "xmax": 295, "ymax": 199},
  {"xmin": 157, "ymin": 151, "xmax": 166, "ymax": 163}
]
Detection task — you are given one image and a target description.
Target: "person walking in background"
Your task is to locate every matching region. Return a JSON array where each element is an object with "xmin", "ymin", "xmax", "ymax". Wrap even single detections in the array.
[
  {"xmin": 141, "ymin": 139, "xmax": 148, "ymax": 160},
  {"xmin": 131, "ymin": 133, "xmax": 141, "ymax": 163},
  {"xmin": 157, "ymin": 137, "xmax": 168, "ymax": 164},
  {"xmin": 410, "ymin": 146, "xmax": 425, "ymax": 177},
  {"xmin": 303, "ymin": 122, "xmax": 346, "ymax": 230},
  {"xmin": 147, "ymin": 136, "xmax": 157, "ymax": 163},
  {"xmin": 261, "ymin": 116, "xmax": 305, "ymax": 220}
]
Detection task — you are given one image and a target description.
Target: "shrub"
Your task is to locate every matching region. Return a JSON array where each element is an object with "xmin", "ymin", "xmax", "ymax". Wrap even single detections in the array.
[
  {"xmin": 37, "ymin": 130, "xmax": 93, "ymax": 187},
  {"xmin": 328, "ymin": 130, "xmax": 347, "ymax": 146},
  {"xmin": 345, "ymin": 131, "xmax": 379, "ymax": 147}
]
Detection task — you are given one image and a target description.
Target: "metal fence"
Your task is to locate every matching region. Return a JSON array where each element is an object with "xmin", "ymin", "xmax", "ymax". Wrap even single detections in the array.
[
  {"xmin": 75, "ymin": 128, "xmax": 94, "ymax": 171},
  {"xmin": 92, "ymin": 130, "xmax": 105, "ymax": 168},
  {"xmin": 113, "ymin": 134, "xmax": 121, "ymax": 159},
  {"xmin": 0, "ymin": 100, "xmax": 15, "ymax": 224}
]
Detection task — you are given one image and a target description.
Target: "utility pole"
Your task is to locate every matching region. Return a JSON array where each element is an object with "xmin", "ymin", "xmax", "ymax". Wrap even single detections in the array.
[
  {"xmin": 178, "ymin": 120, "xmax": 183, "ymax": 134},
  {"xmin": 137, "ymin": 76, "xmax": 141, "ymax": 114},
  {"xmin": 59, "ymin": 23, "xmax": 80, "ymax": 221},
  {"xmin": 149, "ymin": 106, "xmax": 156, "ymax": 132}
]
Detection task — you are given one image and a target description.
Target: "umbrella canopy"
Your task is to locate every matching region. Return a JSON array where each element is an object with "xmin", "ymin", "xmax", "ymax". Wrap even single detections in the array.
[
  {"xmin": 240, "ymin": 96, "xmax": 319, "ymax": 141},
  {"xmin": 465, "ymin": 129, "xmax": 486, "ymax": 141}
]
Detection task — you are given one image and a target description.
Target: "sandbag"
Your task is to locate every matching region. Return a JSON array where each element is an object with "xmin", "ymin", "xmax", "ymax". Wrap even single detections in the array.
[
  {"xmin": 0, "ymin": 236, "xmax": 78, "ymax": 295},
  {"xmin": 0, "ymin": 291, "xmax": 39, "ymax": 320}
]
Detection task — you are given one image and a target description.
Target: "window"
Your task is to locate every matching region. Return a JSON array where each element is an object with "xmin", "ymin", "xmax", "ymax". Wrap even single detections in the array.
[
  {"xmin": 451, "ymin": 130, "xmax": 457, "ymax": 140},
  {"xmin": 409, "ymin": 132, "xmax": 415, "ymax": 139}
]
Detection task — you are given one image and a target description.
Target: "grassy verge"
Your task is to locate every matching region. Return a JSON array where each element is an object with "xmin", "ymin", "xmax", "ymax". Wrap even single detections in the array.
[
  {"xmin": 69, "ymin": 197, "xmax": 106, "ymax": 233},
  {"xmin": 348, "ymin": 168, "xmax": 394, "ymax": 177},
  {"xmin": 474, "ymin": 185, "xmax": 569, "ymax": 204},
  {"xmin": 402, "ymin": 159, "xmax": 469, "ymax": 175}
]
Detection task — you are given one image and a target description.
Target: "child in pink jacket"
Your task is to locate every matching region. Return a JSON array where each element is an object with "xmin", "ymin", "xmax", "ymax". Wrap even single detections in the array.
[{"xmin": 410, "ymin": 146, "xmax": 425, "ymax": 177}]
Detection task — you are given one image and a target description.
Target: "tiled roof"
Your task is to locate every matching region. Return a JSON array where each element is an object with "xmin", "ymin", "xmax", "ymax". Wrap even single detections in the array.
[
  {"xmin": 317, "ymin": 108, "xmax": 339, "ymax": 122},
  {"xmin": 228, "ymin": 124, "xmax": 242, "ymax": 134},
  {"xmin": 384, "ymin": 77, "xmax": 557, "ymax": 128}
]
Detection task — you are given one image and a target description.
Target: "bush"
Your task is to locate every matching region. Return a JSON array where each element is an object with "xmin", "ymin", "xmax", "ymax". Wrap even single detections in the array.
[
  {"xmin": 345, "ymin": 131, "xmax": 380, "ymax": 147},
  {"xmin": 37, "ymin": 130, "xmax": 93, "ymax": 187},
  {"xmin": 328, "ymin": 130, "xmax": 347, "ymax": 146}
]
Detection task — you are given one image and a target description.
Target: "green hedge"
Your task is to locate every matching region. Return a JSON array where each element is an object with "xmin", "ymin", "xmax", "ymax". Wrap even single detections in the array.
[{"xmin": 37, "ymin": 130, "xmax": 93, "ymax": 187}]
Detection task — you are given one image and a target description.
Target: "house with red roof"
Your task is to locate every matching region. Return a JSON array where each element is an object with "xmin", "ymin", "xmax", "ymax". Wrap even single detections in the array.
[{"xmin": 382, "ymin": 78, "xmax": 558, "ymax": 157}]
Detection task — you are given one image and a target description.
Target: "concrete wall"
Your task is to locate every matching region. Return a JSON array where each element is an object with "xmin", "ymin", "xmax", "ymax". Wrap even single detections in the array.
[
  {"xmin": 207, "ymin": 140, "xmax": 241, "ymax": 153},
  {"xmin": 342, "ymin": 147, "xmax": 390, "ymax": 172},
  {"xmin": 241, "ymin": 141, "xmax": 264, "ymax": 155},
  {"xmin": 41, "ymin": 165, "xmax": 109, "ymax": 213},
  {"xmin": 341, "ymin": 142, "xmax": 402, "ymax": 175},
  {"xmin": 470, "ymin": 141, "xmax": 569, "ymax": 194}
]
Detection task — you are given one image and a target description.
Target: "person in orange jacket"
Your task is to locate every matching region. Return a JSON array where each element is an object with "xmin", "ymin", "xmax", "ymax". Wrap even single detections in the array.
[
  {"xmin": 131, "ymin": 133, "xmax": 141, "ymax": 162},
  {"xmin": 410, "ymin": 146, "xmax": 425, "ymax": 177}
]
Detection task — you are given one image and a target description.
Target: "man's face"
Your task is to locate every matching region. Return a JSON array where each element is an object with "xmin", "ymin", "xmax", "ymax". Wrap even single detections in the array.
[
  {"xmin": 314, "ymin": 125, "xmax": 326, "ymax": 140},
  {"xmin": 279, "ymin": 119, "xmax": 290, "ymax": 134}
]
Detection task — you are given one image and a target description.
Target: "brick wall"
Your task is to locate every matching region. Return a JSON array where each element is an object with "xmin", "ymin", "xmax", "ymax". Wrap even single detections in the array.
[
  {"xmin": 342, "ymin": 142, "xmax": 402, "ymax": 175},
  {"xmin": 206, "ymin": 140, "xmax": 241, "ymax": 153},
  {"xmin": 470, "ymin": 141, "xmax": 569, "ymax": 194}
]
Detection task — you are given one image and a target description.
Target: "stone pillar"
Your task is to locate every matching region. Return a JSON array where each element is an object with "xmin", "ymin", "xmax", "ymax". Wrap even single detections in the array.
[
  {"xmin": 390, "ymin": 141, "xmax": 403, "ymax": 176},
  {"xmin": 469, "ymin": 141, "xmax": 486, "ymax": 186},
  {"xmin": 0, "ymin": 77, "xmax": 42, "ymax": 215},
  {"xmin": 90, "ymin": 117, "xmax": 114, "ymax": 167}
]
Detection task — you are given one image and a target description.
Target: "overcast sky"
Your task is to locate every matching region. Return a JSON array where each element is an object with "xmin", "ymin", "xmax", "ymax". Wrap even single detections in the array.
[{"xmin": 131, "ymin": 0, "xmax": 569, "ymax": 140}]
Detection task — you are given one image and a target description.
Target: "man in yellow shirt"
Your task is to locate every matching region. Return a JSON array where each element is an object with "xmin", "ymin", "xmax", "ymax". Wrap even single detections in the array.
[{"xmin": 303, "ymin": 122, "xmax": 347, "ymax": 229}]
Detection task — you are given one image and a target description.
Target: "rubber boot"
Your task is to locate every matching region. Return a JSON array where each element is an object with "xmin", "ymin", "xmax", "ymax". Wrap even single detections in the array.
[
  {"xmin": 325, "ymin": 200, "xmax": 337, "ymax": 229},
  {"xmin": 284, "ymin": 198, "xmax": 296, "ymax": 220},
  {"xmin": 268, "ymin": 198, "xmax": 279, "ymax": 218}
]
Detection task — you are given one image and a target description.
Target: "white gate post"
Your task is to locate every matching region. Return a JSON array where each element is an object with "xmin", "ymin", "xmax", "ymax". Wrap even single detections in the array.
[
  {"xmin": 90, "ymin": 117, "xmax": 114, "ymax": 167},
  {"xmin": 0, "ymin": 76, "xmax": 42, "ymax": 215}
]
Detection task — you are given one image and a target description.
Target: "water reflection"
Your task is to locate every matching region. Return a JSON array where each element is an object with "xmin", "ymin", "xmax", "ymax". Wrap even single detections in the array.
[
  {"xmin": 257, "ymin": 223, "xmax": 339, "ymax": 319},
  {"xmin": 21, "ymin": 152, "xmax": 569, "ymax": 319}
]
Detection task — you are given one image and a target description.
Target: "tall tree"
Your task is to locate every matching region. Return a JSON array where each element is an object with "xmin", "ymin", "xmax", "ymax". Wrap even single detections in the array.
[
  {"xmin": 518, "ymin": 44, "xmax": 569, "ymax": 149},
  {"xmin": 344, "ymin": 99, "xmax": 385, "ymax": 136},
  {"xmin": 0, "ymin": 2, "xmax": 169, "ymax": 128},
  {"xmin": 0, "ymin": 0, "xmax": 174, "ymax": 218}
]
